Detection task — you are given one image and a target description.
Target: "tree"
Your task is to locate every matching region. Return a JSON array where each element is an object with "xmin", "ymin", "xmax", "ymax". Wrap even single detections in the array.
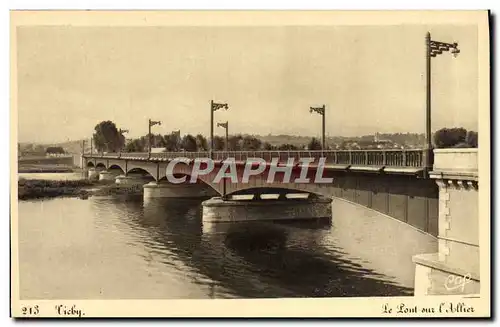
[
  {"xmin": 434, "ymin": 127, "xmax": 467, "ymax": 148},
  {"xmin": 466, "ymin": 131, "xmax": 478, "ymax": 148},
  {"xmin": 307, "ymin": 137, "xmax": 322, "ymax": 150},
  {"xmin": 242, "ymin": 135, "xmax": 262, "ymax": 150},
  {"xmin": 125, "ymin": 138, "xmax": 145, "ymax": 152},
  {"xmin": 93, "ymin": 121, "xmax": 125, "ymax": 152},
  {"xmin": 164, "ymin": 132, "xmax": 181, "ymax": 151},
  {"xmin": 23, "ymin": 143, "xmax": 34, "ymax": 152},
  {"xmin": 228, "ymin": 135, "xmax": 244, "ymax": 151},
  {"xmin": 46, "ymin": 146, "xmax": 65, "ymax": 154},
  {"xmin": 212, "ymin": 136, "xmax": 225, "ymax": 151},
  {"xmin": 263, "ymin": 142, "xmax": 275, "ymax": 150},
  {"xmin": 148, "ymin": 134, "xmax": 166, "ymax": 148},
  {"xmin": 181, "ymin": 134, "xmax": 198, "ymax": 152},
  {"xmin": 277, "ymin": 143, "xmax": 298, "ymax": 151},
  {"xmin": 196, "ymin": 134, "xmax": 209, "ymax": 151}
]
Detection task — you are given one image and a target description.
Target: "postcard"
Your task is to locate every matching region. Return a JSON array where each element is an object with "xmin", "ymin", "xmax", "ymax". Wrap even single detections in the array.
[{"xmin": 10, "ymin": 10, "xmax": 490, "ymax": 318}]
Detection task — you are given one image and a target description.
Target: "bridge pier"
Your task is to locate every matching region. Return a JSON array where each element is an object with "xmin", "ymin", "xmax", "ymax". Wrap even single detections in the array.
[
  {"xmin": 115, "ymin": 174, "xmax": 151, "ymax": 186},
  {"xmin": 87, "ymin": 167, "xmax": 104, "ymax": 180},
  {"xmin": 412, "ymin": 149, "xmax": 479, "ymax": 295},
  {"xmin": 99, "ymin": 170, "xmax": 120, "ymax": 181},
  {"xmin": 143, "ymin": 181, "xmax": 218, "ymax": 199},
  {"xmin": 87, "ymin": 168, "xmax": 98, "ymax": 180},
  {"xmin": 202, "ymin": 195, "xmax": 332, "ymax": 224}
]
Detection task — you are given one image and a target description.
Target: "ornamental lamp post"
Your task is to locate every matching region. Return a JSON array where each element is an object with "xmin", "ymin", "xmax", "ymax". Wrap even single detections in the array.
[
  {"xmin": 81, "ymin": 139, "xmax": 85, "ymax": 169},
  {"xmin": 210, "ymin": 100, "xmax": 229, "ymax": 159},
  {"xmin": 310, "ymin": 104, "xmax": 326, "ymax": 150},
  {"xmin": 425, "ymin": 32, "xmax": 460, "ymax": 177},
  {"xmin": 148, "ymin": 119, "xmax": 162, "ymax": 157},
  {"xmin": 217, "ymin": 121, "xmax": 229, "ymax": 151},
  {"xmin": 172, "ymin": 130, "xmax": 181, "ymax": 151},
  {"xmin": 118, "ymin": 128, "xmax": 129, "ymax": 156},
  {"xmin": 217, "ymin": 121, "xmax": 229, "ymax": 200}
]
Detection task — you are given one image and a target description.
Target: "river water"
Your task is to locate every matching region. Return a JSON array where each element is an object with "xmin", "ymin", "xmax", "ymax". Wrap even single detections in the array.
[{"xmin": 18, "ymin": 173, "xmax": 437, "ymax": 299}]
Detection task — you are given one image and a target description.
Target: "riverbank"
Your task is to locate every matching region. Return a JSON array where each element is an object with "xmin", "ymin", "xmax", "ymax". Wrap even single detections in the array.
[
  {"xmin": 18, "ymin": 178, "xmax": 142, "ymax": 200},
  {"xmin": 18, "ymin": 166, "xmax": 75, "ymax": 173},
  {"xmin": 18, "ymin": 179, "xmax": 95, "ymax": 200},
  {"xmin": 18, "ymin": 163, "xmax": 82, "ymax": 174},
  {"xmin": 18, "ymin": 155, "xmax": 75, "ymax": 166}
]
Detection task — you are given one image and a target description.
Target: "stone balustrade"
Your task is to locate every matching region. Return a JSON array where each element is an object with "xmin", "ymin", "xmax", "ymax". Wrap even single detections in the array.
[{"xmin": 84, "ymin": 149, "xmax": 426, "ymax": 168}]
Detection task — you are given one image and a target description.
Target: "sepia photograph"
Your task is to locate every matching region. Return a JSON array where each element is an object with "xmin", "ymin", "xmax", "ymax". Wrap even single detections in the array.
[{"xmin": 10, "ymin": 10, "xmax": 491, "ymax": 318}]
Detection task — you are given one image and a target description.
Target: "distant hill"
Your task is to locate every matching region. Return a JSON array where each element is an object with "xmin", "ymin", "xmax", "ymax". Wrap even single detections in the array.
[
  {"xmin": 19, "ymin": 132, "xmax": 426, "ymax": 154},
  {"xmin": 19, "ymin": 139, "xmax": 90, "ymax": 155},
  {"xmin": 245, "ymin": 133, "xmax": 425, "ymax": 148}
]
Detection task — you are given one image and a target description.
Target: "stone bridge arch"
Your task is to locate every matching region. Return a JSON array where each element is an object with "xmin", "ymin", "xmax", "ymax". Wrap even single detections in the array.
[
  {"xmin": 106, "ymin": 159, "xmax": 126, "ymax": 173},
  {"xmin": 195, "ymin": 171, "xmax": 438, "ymax": 236},
  {"xmin": 227, "ymin": 186, "xmax": 317, "ymax": 200},
  {"xmin": 164, "ymin": 161, "xmax": 339, "ymax": 198},
  {"xmin": 155, "ymin": 173, "xmax": 221, "ymax": 198},
  {"xmin": 95, "ymin": 162, "xmax": 107, "ymax": 170},
  {"xmin": 224, "ymin": 182, "xmax": 336, "ymax": 198},
  {"xmin": 126, "ymin": 167, "xmax": 157, "ymax": 180},
  {"xmin": 92, "ymin": 158, "xmax": 107, "ymax": 168},
  {"xmin": 108, "ymin": 164, "xmax": 125, "ymax": 174},
  {"xmin": 126, "ymin": 162, "xmax": 159, "ymax": 180}
]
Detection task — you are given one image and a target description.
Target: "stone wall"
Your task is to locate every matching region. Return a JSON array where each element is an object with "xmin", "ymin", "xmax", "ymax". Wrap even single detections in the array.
[{"xmin": 413, "ymin": 148, "xmax": 479, "ymax": 296}]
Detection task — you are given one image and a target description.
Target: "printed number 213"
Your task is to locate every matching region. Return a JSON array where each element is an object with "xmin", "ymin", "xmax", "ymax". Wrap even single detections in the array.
[{"xmin": 21, "ymin": 305, "xmax": 39, "ymax": 316}]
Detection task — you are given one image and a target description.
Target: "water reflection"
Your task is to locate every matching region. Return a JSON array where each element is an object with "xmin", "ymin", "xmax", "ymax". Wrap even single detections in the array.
[
  {"xmin": 19, "ymin": 193, "xmax": 432, "ymax": 299},
  {"xmin": 220, "ymin": 224, "xmax": 411, "ymax": 297},
  {"xmin": 99, "ymin": 196, "xmax": 413, "ymax": 298}
]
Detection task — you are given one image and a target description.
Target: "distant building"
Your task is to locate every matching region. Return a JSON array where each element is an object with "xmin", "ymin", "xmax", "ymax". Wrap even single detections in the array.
[
  {"xmin": 340, "ymin": 141, "xmax": 361, "ymax": 150},
  {"xmin": 374, "ymin": 132, "xmax": 392, "ymax": 144},
  {"xmin": 371, "ymin": 133, "xmax": 396, "ymax": 149}
]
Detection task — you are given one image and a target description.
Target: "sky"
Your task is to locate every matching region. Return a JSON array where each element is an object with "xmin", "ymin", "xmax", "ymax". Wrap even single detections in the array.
[{"xmin": 16, "ymin": 24, "xmax": 479, "ymax": 143}]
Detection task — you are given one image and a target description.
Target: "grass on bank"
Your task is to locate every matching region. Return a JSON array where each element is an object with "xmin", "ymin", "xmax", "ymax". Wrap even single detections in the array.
[{"xmin": 18, "ymin": 178, "xmax": 143, "ymax": 200}]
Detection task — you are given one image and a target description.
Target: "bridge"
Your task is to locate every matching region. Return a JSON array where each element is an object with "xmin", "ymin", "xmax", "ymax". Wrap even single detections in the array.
[
  {"xmin": 82, "ymin": 147, "xmax": 479, "ymax": 296},
  {"xmin": 85, "ymin": 148, "xmax": 437, "ymax": 230},
  {"xmin": 86, "ymin": 148, "xmax": 427, "ymax": 170}
]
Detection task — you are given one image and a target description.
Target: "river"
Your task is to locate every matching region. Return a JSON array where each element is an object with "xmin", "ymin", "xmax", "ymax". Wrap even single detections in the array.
[{"xmin": 18, "ymin": 173, "xmax": 437, "ymax": 299}]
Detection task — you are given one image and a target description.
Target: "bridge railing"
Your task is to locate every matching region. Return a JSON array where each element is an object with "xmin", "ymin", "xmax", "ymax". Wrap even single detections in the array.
[
  {"xmin": 152, "ymin": 152, "xmax": 210, "ymax": 160},
  {"xmin": 83, "ymin": 149, "xmax": 425, "ymax": 168}
]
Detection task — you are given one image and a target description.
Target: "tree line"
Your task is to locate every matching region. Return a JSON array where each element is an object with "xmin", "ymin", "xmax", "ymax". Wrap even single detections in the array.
[
  {"xmin": 91, "ymin": 120, "xmax": 323, "ymax": 153},
  {"xmin": 90, "ymin": 120, "xmax": 478, "ymax": 153}
]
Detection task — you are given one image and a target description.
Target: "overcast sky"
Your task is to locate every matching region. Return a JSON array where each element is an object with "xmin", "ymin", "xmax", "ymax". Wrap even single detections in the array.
[{"xmin": 17, "ymin": 24, "xmax": 478, "ymax": 143}]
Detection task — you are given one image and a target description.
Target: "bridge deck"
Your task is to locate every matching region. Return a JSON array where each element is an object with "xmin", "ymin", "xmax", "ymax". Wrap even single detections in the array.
[{"xmin": 84, "ymin": 150, "xmax": 428, "ymax": 176}]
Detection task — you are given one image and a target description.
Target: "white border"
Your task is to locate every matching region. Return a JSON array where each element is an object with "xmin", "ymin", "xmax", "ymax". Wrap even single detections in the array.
[{"xmin": 4, "ymin": 1, "xmax": 498, "ymax": 325}]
